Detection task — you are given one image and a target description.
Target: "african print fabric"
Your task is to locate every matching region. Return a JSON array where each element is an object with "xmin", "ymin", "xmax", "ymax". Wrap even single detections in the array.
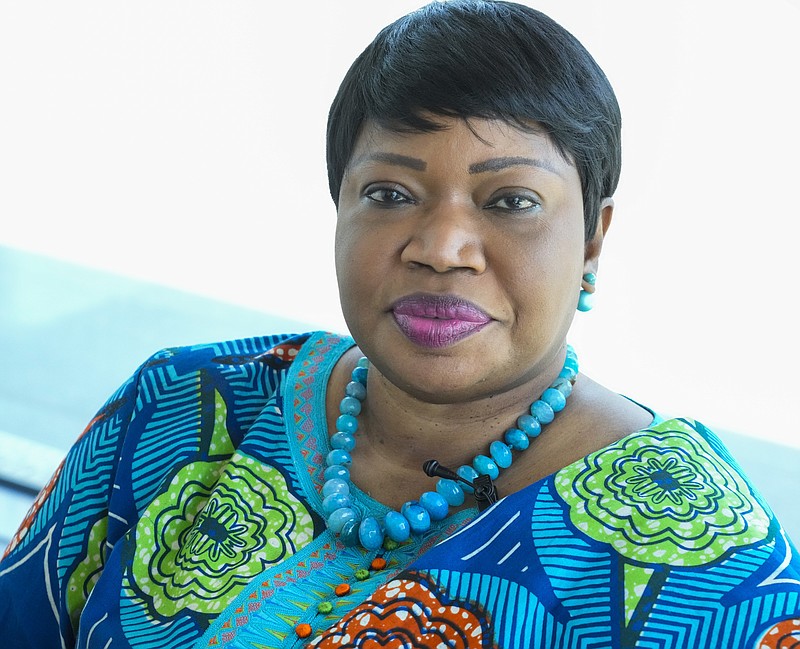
[
  {"xmin": 0, "ymin": 332, "xmax": 472, "ymax": 648},
  {"xmin": 0, "ymin": 331, "xmax": 798, "ymax": 648},
  {"xmin": 309, "ymin": 419, "xmax": 800, "ymax": 648}
]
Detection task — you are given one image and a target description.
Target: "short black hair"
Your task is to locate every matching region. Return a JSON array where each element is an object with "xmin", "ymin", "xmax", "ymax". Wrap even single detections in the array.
[{"xmin": 326, "ymin": 0, "xmax": 621, "ymax": 241}]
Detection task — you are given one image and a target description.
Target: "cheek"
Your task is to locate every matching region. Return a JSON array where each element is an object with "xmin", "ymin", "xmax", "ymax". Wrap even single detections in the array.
[
  {"xmin": 334, "ymin": 221, "xmax": 351, "ymax": 279},
  {"xmin": 334, "ymin": 223, "xmax": 359, "ymax": 302},
  {"xmin": 499, "ymin": 230, "xmax": 584, "ymax": 317},
  {"xmin": 335, "ymin": 219, "xmax": 386, "ymax": 308}
]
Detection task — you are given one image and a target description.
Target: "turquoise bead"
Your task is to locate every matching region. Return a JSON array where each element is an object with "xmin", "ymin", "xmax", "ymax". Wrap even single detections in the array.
[
  {"xmin": 356, "ymin": 357, "xmax": 369, "ymax": 369},
  {"xmin": 336, "ymin": 414, "xmax": 358, "ymax": 434},
  {"xmin": 473, "ymin": 454, "xmax": 500, "ymax": 480},
  {"xmin": 327, "ymin": 507, "xmax": 358, "ymax": 533},
  {"xmin": 504, "ymin": 428, "xmax": 529, "ymax": 451},
  {"xmin": 330, "ymin": 431, "xmax": 356, "ymax": 451},
  {"xmin": 339, "ymin": 396, "xmax": 362, "ymax": 416},
  {"xmin": 419, "ymin": 491, "xmax": 449, "ymax": 520},
  {"xmin": 322, "ymin": 478, "xmax": 349, "ymax": 498},
  {"xmin": 322, "ymin": 492, "xmax": 351, "ymax": 515},
  {"xmin": 436, "ymin": 478, "xmax": 465, "ymax": 507},
  {"xmin": 352, "ymin": 366, "xmax": 368, "ymax": 385},
  {"xmin": 552, "ymin": 377, "xmax": 572, "ymax": 398},
  {"xmin": 457, "ymin": 465, "xmax": 479, "ymax": 493},
  {"xmin": 345, "ymin": 380, "xmax": 367, "ymax": 400},
  {"xmin": 358, "ymin": 516, "xmax": 384, "ymax": 550},
  {"xmin": 326, "ymin": 449, "xmax": 352, "ymax": 467},
  {"xmin": 323, "ymin": 464, "xmax": 350, "ymax": 482},
  {"xmin": 563, "ymin": 355, "xmax": 579, "ymax": 374},
  {"xmin": 559, "ymin": 365, "xmax": 577, "ymax": 381},
  {"xmin": 489, "ymin": 441, "xmax": 513, "ymax": 469},
  {"xmin": 531, "ymin": 400, "xmax": 555, "ymax": 424},
  {"xmin": 401, "ymin": 502, "xmax": 432, "ymax": 534},
  {"xmin": 577, "ymin": 290, "xmax": 594, "ymax": 312},
  {"xmin": 583, "ymin": 272, "xmax": 597, "ymax": 286},
  {"xmin": 541, "ymin": 387, "xmax": 566, "ymax": 412},
  {"xmin": 517, "ymin": 414, "xmax": 542, "ymax": 438},
  {"xmin": 340, "ymin": 518, "xmax": 361, "ymax": 546},
  {"xmin": 383, "ymin": 510, "xmax": 411, "ymax": 542}
]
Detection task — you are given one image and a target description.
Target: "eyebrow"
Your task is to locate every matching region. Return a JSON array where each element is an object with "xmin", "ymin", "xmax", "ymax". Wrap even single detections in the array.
[
  {"xmin": 469, "ymin": 156, "xmax": 561, "ymax": 176},
  {"xmin": 349, "ymin": 153, "xmax": 561, "ymax": 176},
  {"xmin": 350, "ymin": 152, "xmax": 427, "ymax": 171}
]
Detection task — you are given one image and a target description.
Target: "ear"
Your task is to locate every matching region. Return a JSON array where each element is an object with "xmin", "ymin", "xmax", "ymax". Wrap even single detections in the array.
[{"xmin": 582, "ymin": 198, "xmax": 614, "ymax": 287}]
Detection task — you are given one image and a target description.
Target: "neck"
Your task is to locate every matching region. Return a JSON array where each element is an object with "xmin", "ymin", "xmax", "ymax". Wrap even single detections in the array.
[{"xmin": 359, "ymin": 374, "xmax": 532, "ymax": 469}]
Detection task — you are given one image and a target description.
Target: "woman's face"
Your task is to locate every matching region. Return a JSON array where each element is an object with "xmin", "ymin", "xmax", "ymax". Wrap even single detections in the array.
[{"xmin": 335, "ymin": 117, "xmax": 603, "ymax": 403}]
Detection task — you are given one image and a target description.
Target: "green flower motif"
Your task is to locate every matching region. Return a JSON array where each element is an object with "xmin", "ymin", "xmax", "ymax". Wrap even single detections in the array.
[
  {"xmin": 626, "ymin": 456, "xmax": 704, "ymax": 507},
  {"xmin": 132, "ymin": 453, "xmax": 313, "ymax": 616},
  {"xmin": 181, "ymin": 497, "xmax": 250, "ymax": 563},
  {"xmin": 554, "ymin": 421, "xmax": 770, "ymax": 567},
  {"xmin": 66, "ymin": 516, "xmax": 108, "ymax": 630}
]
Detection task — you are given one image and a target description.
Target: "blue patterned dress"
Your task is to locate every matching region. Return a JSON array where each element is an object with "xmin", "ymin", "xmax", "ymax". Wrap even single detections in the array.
[{"xmin": 1, "ymin": 331, "xmax": 798, "ymax": 648}]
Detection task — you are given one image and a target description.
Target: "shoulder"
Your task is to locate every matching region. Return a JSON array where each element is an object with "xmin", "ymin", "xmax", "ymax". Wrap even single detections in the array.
[
  {"xmin": 528, "ymin": 375, "xmax": 654, "ymax": 475},
  {"xmin": 124, "ymin": 331, "xmax": 355, "ymax": 430},
  {"xmin": 138, "ymin": 331, "xmax": 316, "ymax": 375},
  {"xmin": 118, "ymin": 332, "xmax": 324, "ymax": 437}
]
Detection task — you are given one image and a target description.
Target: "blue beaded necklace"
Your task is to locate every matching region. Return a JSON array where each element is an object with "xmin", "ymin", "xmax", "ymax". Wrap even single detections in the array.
[{"xmin": 322, "ymin": 345, "xmax": 579, "ymax": 551}]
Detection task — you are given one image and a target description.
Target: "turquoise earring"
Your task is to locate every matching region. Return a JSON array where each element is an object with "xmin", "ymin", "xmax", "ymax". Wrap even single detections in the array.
[{"xmin": 577, "ymin": 272, "xmax": 596, "ymax": 312}]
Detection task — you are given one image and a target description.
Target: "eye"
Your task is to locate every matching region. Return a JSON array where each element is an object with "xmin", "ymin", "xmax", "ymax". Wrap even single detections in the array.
[
  {"xmin": 364, "ymin": 186, "xmax": 414, "ymax": 206},
  {"xmin": 485, "ymin": 193, "xmax": 541, "ymax": 213}
]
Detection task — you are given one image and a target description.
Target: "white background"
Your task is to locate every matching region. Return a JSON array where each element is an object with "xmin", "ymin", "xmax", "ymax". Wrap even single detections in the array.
[{"xmin": 1, "ymin": 0, "xmax": 798, "ymax": 447}]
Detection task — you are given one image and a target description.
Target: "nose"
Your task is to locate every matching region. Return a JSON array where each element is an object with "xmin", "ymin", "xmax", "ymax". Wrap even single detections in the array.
[{"xmin": 399, "ymin": 201, "xmax": 487, "ymax": 274}]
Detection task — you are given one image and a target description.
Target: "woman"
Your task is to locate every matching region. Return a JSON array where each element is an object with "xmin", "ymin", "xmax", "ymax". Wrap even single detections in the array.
[{"xmin": 1, "ymin": 1, "xmax": 798, "ymax": 647}]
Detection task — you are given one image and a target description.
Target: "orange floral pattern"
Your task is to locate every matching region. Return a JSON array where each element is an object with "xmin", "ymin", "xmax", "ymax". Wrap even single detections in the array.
[
  {"xmin": 755, "ymin": 617, "xmax": 800, "ymax": 648},
  {"xmin": 308, "ymin": 575, "xmax": 494, "ymax": 648},
  {"xmin": 2, "ymin": 459, "xmax": 64, "ymax": 558}
]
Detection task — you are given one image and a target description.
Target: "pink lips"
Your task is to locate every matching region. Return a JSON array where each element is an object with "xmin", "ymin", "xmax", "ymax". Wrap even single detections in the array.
[{"xmin": 391, "ymin": 294, "xmax": 492, "ymax": 348}]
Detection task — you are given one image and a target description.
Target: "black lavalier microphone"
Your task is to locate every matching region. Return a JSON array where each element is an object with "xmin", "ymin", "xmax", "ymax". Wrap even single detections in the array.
[{"xmin": 423, "ymin": 459, "xmax": 499, "ymax": 512}]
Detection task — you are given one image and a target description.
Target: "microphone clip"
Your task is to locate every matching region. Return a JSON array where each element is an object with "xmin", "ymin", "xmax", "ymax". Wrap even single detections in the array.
[{"xmin": 472, "ymin": 474, "xmax": 499, "ymax": 511}]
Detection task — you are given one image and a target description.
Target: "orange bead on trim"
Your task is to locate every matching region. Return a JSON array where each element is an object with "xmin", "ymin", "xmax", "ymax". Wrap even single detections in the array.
[
  {"xmin": 370, "ymin": 557, "xmax": 387, "ymax": 570},
  {"xmin": 334, "ymin": 583, "xmax": 351, "ymax": 597},
  {"xmin": 295, "ymin": 623, "xmax": 313, "ymax": 638}
]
